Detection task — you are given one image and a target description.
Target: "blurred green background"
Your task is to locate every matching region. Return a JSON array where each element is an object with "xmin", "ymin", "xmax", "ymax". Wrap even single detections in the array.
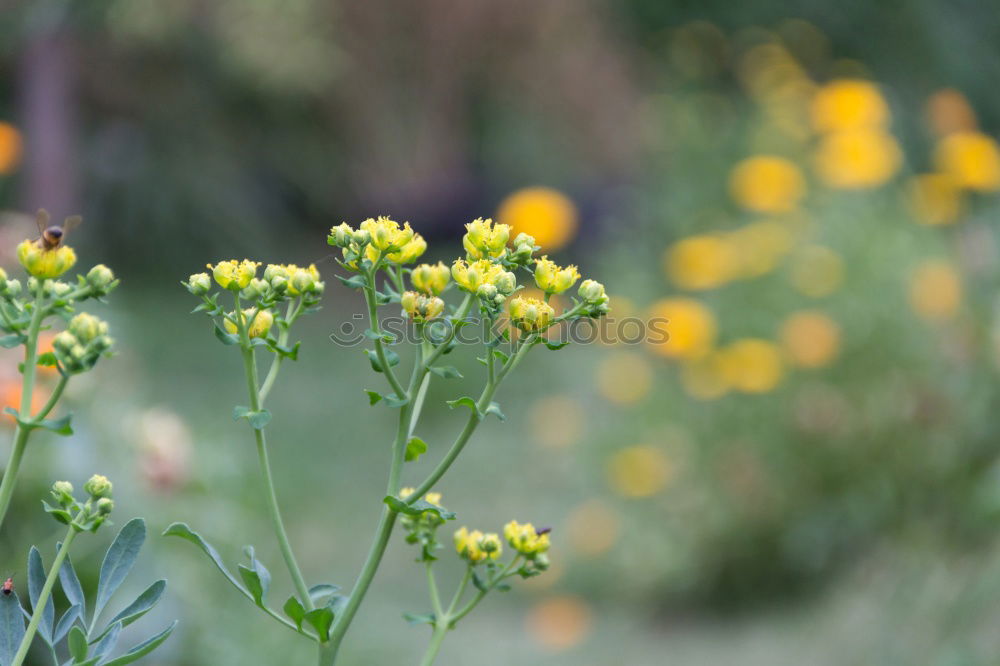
[{"xmin": 4, "ymin": 1, "xmax": 1000, "ymax": 664}]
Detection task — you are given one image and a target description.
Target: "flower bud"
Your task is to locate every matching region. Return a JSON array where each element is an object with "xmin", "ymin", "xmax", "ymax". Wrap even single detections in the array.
[
  {"xmin": 52, "ymin": 331, "xmax": 78, "ymax": 353},
  {"xmin": 84, "ymin": 474, "xmax": 113, "ymax": 499},
  {"xmin": 508, "ymin": 296, "xmax": 555, "ymax": 332},
  {"xmin": 451, "ymin": 259, "xmax": 503, "ymax": 293},
  {"xmin": 0, "ymin": 267, "xmax": 6, "ymax": 281},
  {"xmin": 187, "ymin": 272, "xmax": 211, "ymax": 295},
  {"xmin": 69, "ymin": 313, "xmax": 106, "ymax": 343},
  {"xmin": 51, "ymin": 480, "xmax": 74, "ymax": 505},
  {"xmin": 95, "ymin": 497, "xmax": 114, "ymax": 516},
  {"xmin": 245, "ymin": 278, "xmax": 270, "ymax": 300},
  {"xmin": 401, "ymin": 291, "xmax": 445, "ymax": 320},
  {"xmin": 286, "ymin": 264, "xmax": 321, "ymax": 295},
  {"xmin": 51, "ymin": 281, "xmax": 73, "ymax": 298},
  {"xmin": 208, "ymin": 259, "xmax": 260, "ymax": 290},
  {"xmin": 578, "ymin": 279, "xmax": 607, "ymax": 303},
  {"xmin": 462, "ymin": 218, "xmax": 510, "ymax": 260},
  {"xmin": 411, "ymin": 262, "xmax": 450, "ymax": 295},
  {"xmin": 87, "ymin": 264, "xmax": 115, "ymax": 290},
  {"xmin": 503, "ymin": 520, "xmax": 551, "ymax": 558},
  {"xmin": 223, "ymin": 308, "xmax": 274, "ymax": 339},
  {"xmin": 92, "ymin": 335, "xmax": 114, "ymax": 353},
  {"xmin": 494, "ymin": 271, "xmax": 517, "ymax": 295},
  {"xmin": 480, "ymin": 533, "xmax": 503, "ymax": 558},
  {"xmin": 477, "ymin": 283, "xmax": 498, "ymax": 300},
  {"xmin": 328, "ymin": 223, "xmax": 354, "ymax": 247},
  {"xmin": 533, "ymin": 553, "xmax": 551, "ymax": 571},
  {"xmin": 17, "ymin": 240, "xmax": 77, "ymax": 279},
  {"xmin": 454, "ymin": 527, "xmax": 495, "ymax": 564},
  {"xmin": 352, "ymin": 228, "xmax": 371, "ymax": 246},
  {"xmin": 2, "ymin": 279, "xmax": 21, "ymax": 297}
]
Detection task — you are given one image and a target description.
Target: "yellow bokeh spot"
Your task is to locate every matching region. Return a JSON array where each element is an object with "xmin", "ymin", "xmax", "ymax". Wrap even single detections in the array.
[
  {"xmin": 596, "ymin": 351, "xmax": 653, "ymax": 405},
  {"xmin": 607, "ymin": 445, "xmax": 672, "ymax": 498},
  {"xmin": 811, "ymin": 79, "xmax": 890, "ymax": 133},
  {"xmin": 565, "ymin": 499, "xmax": 621, "ymax": 557},
  {"xmin": 718, "ymin": 338, "xmax": 784, "ymax": 393},
  {"xmin": 664, "ymin": 234, "xmax": 739, "ymax": 290},
  {"xmin": 728, "ymin": 220, "xmax": 796, "ymax": 278},
  {"xmin": 779, "ymin": 311, "xmax": 841, "ymax": 368},
  {"xmin": 526, "ymin": 596, "xmax": 594, "ymax": 651},
  {"xmin": 925, "ymin": 88, "xmax": 978, "ymax": 138},
  {"xmin": 529, "ymin": 394, "xmax": 585, "ymax": 449},
  {"xmin": 647, "ymin": 298, "xmax": 717, "ymax": 360},
  {"xmin": 789, "ymin": 245, "xmax": 844, "ymax": 298},
  {"xmin": 909, "ymin": 260, "xmax": 962, "ymax": 321},
  {"xmin": 814, "ymin": 128, "xmax": 902, "ymax": 189},
  {"xmin": 934, "ymin": 131, "xmax": 1000, "ymax": 192},
  {"xmin": 0, "ymin": 122, "xmax": 22, "ymax": 175},
  {"xmin": 680, "ymin": 353, "xmax": 731, "ymax": 400},
  {"xmin": 728, "ymin": 155, "xmax": 806, "ymax": 213},
  {"xmin": 907, "ymin": 173, "xmax": 963, "ymax": 226},
  {"xmin": 496, "ymin": 186, "xmax": 578, "ymax": 252}
]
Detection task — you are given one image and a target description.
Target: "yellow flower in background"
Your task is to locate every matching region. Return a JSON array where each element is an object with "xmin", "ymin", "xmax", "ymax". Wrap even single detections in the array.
[
  {"xmin": 925, "ymin": 89, "xmax": 978, "ymax": 138},
  {"xmin": 728, "ymin": 156, "xmax": 806, "ymax": 213},
  {"xmin": 596, "ymin": 351, "xmax": 653, "ymax": 405},
  {"xmin": 909, "ymin": 260, "xmax": 962, "ymax": 321},
  {"xmin": 934, "ymin": 131, "xmax": 1000, "ymax": 192},
  {"xmin": 0, "ymin": 122, "xmax": 23, "ymax": 175},
  {"xmin": 814, "ymin": 128, "xmax": 902, "ymax": 189},
  {"xmin": 496, "ymin": 187, "xmax": 578, "ymax": 252},
  {"xmin": 565, "ymin": 499, "xmax": 620, "ymax": 557},
  {"xmin": 17, "ymin": 240, "xmax": 77, "ymax": 279},
  {"xmin": 664, "ymin": 234, "xmax": 738, "ymax": 290},
  {"xmin": 680, "ymin": 353, "xmax": 731, "ymax": 400},
  {"xmin": 789, "ymin": 245, "xmax": 844, "ymax": 298},
  {"xmin": 607, "ymin": 445, "xmax": 672, "ymax": 498},
  {"xmin": 907, "ymin": 173, "xmax": 963, "ymax": 226},
  {"xmin": 719, "ymin": 338, "xmax": 784, "ymax": 393},
  {"xmin": 728, "ymin": 220, "xmax": 796, "ymax": 279},
  {"xmin": 647, "ymin": 298, "xmax": 716, "ymax": 360},
  {"xmin": 526, "ymin": 596, "xmax": 593, "ymax": 652},
  {"xmin": 811, "ymin": 79, "xmax": 890, "ymax": 133},
  {"xmin": 780, "ymin": 311, "xmax": 841, "ymax": 368},
  {"xmin": 529, "ymin": 394, "xmax": 585, "ymax": 449}
]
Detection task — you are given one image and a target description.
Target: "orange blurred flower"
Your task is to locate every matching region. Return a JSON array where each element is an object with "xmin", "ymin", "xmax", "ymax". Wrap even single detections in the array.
[
  {"xmin": 779, "ymin": 310, "xmax": 841, "ymax": 368},
  {"xmin": 647, "ymin": 298, "xmax": 717, "ymax": 360},
  {"xmin": 909, "ymin": 260, "xmax": 962, "ymax": 321},
  {"xmin": 814, "ymin": 128, "xmax": 902, "ymax": 189},
  {"xmin": 718, "ymin": 338, "xmax": 784, "ymax": 393},
  {"xmin": 925, "ymin": 89, "xmax": 978, "ymax": 138},
  {"xmin": 934, "ymin": 131, "xmax": 1000, "ymax": 192},
  {"xmin": 664, "ymin": 234, "xmax": 739, "ymax": 290},
  {"xmin": 728, "ymin": 155, "xmax": 806, "ymax": 213},
  {"xmin": 526, "ymin": 596, "xmax": 594, "ymax": 651},
  {"xmin": 496, "ymin": 187, "xmax": 578, "ymax": 252},
  {"xmin": 0, "ymin": 122, "xmax": 22, "ymax": 175},
  {"xmin": 607, "ymin": 445, "xmax": 672, "ymax": 498},
  {"xmin": 811, "ymin": 79, "xmax": 890, "ymax": 133}
]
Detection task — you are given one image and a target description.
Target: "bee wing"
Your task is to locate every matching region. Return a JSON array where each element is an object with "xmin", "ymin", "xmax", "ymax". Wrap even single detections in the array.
[
  {"xmin": 35, "ymin": 209, "xmax": 51, "ymax": 235},
  {"xmin": 61, "ymin": 215, "xmax": 83, "ymax": 234}
]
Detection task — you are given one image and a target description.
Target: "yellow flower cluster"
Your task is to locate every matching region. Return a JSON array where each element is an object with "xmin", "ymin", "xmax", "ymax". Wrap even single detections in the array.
[
  {"xmin": 208, "ymin": 259, "xmax": 260, "ymax": 290},
  {"xmin": 16, "ymin": 240, "xmax": 77, "ymax": 279},
  {"xmin": 463, "ymin": 217, "xmax": 510, "ymax": 260},
  {"xmin": 534, "ymin": 256, "xmax": 580, "ymax": 295},
  {"xmin": 454, "ymin": 526, "xmax": 502, "ymax": 563},
  {"xmin": 223, "ymin": 308, "xmax": 274, "ymax": 339},
  {"xmin": 450, "ymin": 258, "xmax": 505, "ymax": 293},
  {"xmin": 508, "ymin": 296, "xmax": 555, "ymax": 332},
  {"xmin": 264, "ymin": 263, "xmax": 322, "ymax": 296},
  {"xmin": 504, "ymin": 520, "xmax": 551, "ymax": 557},
  {"xmin": 328, "ymin": 216, "xmax": 426, "ymax": 267},
  {"xmin": 410, "ymin": 262, "xmax": 450, "ymax": 295},
  {"xmin": 401, "ymin": 291, "xmax": 445, "ymax": 320}
]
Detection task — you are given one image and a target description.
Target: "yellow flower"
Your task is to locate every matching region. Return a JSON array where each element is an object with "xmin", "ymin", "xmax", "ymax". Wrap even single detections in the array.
[
  {"xmin": 646, "ymin": 298, "xmax": 716, "ymax": 360},
  {"xmin": 400, "ymin": 291, "xmax": 445, "ymax": 320},
  {"xmin": 728, "ymin": 156, "xmax": 806, "ymax": 213},
  {"xmin": 368, "ymin": 233, "xmax": 426, "ymax": 265},
  {"xmin": 454, "ymin": 527, "xmax": 500, "ymax": 563},
  {"xmin": 607, "ymin": 445, "xmax": 672, "ymax": 498},
  {"xmin": 718, "ymin": 338, "xmax": 784, "ymax": 393},
  {"xmin": 209, "ymin": 259, "xmax": 259, "ymax": 290},
  {"xmin": 508, "ymin": 296, "xmax": 555, "ymax": 332},
  {"xmin": 496, "ymin": 187, "xmax": 578, "ymax": 252},
  {"xmin": 779, "ymin": 311, "xmax": 841, "ymax": 369},
  {"xmin": 934, "ymin": 131, "xmax": 1000, "ymax": 192},
  {"xmin": 503, "ymin": 520, "xmax": 551, "ymax": 557},
  {"xmin": 907, "ymin": 173, "xmax": 963, "ymax": 226},
  {"xmin": 814, "ymin": 128, "xmax": 902, "ymax": 189},
  {"xmin": 0, "ymin": 122, "xmax": 23, "ymax": 175},
  {"xmin": 411, "ymin": 262, "xmax": 451, "ymax": 295},
  {"xmin": 463, "ymin": 217, "xmax": 510, "ymax": 260},
  {"xmin": 451, "ymin": 258, "xmax": 503, "ymax": 293},
  {"xmin": 16, "ymin": 240, "xmax": 77, "ymax": 279},
  {"xmin": 361, "ymin": 216, "xmax": 413, "ymax": 250},
  {"xmin": 909, "ymin": 260, "xmax": 962, "ymax": 321},
  {"xmin": 224, "ymin": 308, "xmax": 274, "ymax": 338},
  {"xmin": 664, "ymin": 234, "xmax": 738, "ymax": 290},
  {"xmin": 534, "ymin": 256, "xmax": 580, "ymax": 295},
  {"xmin": 811, "ymin": 79, "xmax": 890, "ymax": 133}
]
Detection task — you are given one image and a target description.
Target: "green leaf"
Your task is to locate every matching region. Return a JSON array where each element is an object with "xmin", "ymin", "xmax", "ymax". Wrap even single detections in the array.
[
  {"xmin": 68, "ymin": 625, "xmax": 89, "ymax": 662},
  {"xmin": 335, "ymin": 274, "xmax": 367, "ymax": 289},
  {"xmin": 0, "ymin": 334, "xmax": 24, "ymax": 348},
  {"xmin": 308, "ymin": 584, "xmax": 340, "ymax": 606},
  {"xmin": 36, "ymin": 351, "xmax": 58, "ymax": 367},
  {"xmin": 383, "ymin": 496, "xmax": 456, "ymax": 520},
  {"xmin": 42, "ymin": 500, "xmax": 72, "ymax": 524},
  {"xmin": 303, "ymin": 607, "xmax": 334, "ymax": 641},
  {"xmin": 366, "ymin": 348, "xmax": 400, "ymax": 373},
  {"xmin": 428, "ymin": 365, "xmax": 463, "ymax": 379},
  {"xmin": 268, "ymin": 340, "xmax": 301, "ymax": 360},
  {"xmin": 91, "ymin": 621, "xmax": 122, "ymax": 660},
  {"xmin": 383, "ymin": 393, "xmax": 409, "ymax": 408},
  {"xmin": 471, "ymin": 572, "xmax": 488, "ymax": 593},
  {"xmin": 363, "ymin": 329, "xmax": 395, "ymax": 343},
  {"xmin": 402, "ymin": 612, "xmax": 436, "ymax": 626},
  {"xmin": 446, "ymin": 396, "xmax": 481, "ymax": 419},
  {"xmin": 213, "ymin": 323, "xmax": 241, "ymax": 346},
  {"xmin": 59, "ymin": 551, "xmax": 86, "ymax": 621},
  {"xmin": 365, "ymin": 390, "xmax": 383, "ymax": 406},
  {"xmin": 100, "ymin": 621, "xmax": 176, "ymax": 666},
  {"xmin": 162, "ymin": 523, "xmax": 251, "ymax": 599},
  {"xmin": 483, "ymin": 402, "xmax": 506, "ymax": 421},
  {"xmin": 283, "ymin": 596, "xmax": 305, "ymax": 629},
  {"xmin": 544, "ymin": 340, "xmax": 570, "ymax": 351},
  {"xmin": 36, "ymin": 413, "xmax": 73, "ymax": 436},
  {"xmin": 233, "ymin": 405, "xmax": 272, "ymax": 430},
  {"xmin": 405, "ymin": 437, "xmax": 427, "ymax": 462},
  {"xmin": 95, "ymin": 580, "xmax": 166, "ymax": 641},
  {"xmin": 237, "ymin": 546, "xmax": 271, "ymax": 607},
  {"xmin": 0, "ymin": 589, "xmax": 25, "ymax": 666},
  {"xmin": 492, "ymin": 349, "xmax": 510, "ymax": 364},
  {"xmin": 94, "ymin": 519, "xmax": 146, "ymax": 623},
  {"xmin": 54, "ymin": 605, "xmax": 81, "ymax": 644},
  {"xmin": 28, "ymin": 547, "xmax": 54, "ymax": 644}
]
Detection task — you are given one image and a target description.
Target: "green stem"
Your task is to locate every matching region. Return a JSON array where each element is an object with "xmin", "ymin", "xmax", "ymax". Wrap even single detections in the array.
[
  {"xmin": 34, "ymin": 374, "xmax": 69, "ymax": 422},
  {"xmin": 11, "ymin": 524, "xmax": 78, "ymax": 666},
  {"xmin": 423, "ymin": 294, "xmax": 474, "ymax": 369},
  {"xmin": 426, "ymin": 561, "xmax": 443, "ymax": 617},
  {"xmin": 235, "ymin": 299, "xmax": 313, "ymax": 612},
  {"xmin": 418, "ymin": 625, "xmax": 450, "ymax": 666},
  {"xmin": 258, "ymin": 299, "xmax": 301, "ymax": 404},
  {"xmin": 363, "ymin": 267, "xmax": 406, "ymax": 399},
  {"xmin": 0, "ymin": 282, "xmax": 48, "ymax": 531}
]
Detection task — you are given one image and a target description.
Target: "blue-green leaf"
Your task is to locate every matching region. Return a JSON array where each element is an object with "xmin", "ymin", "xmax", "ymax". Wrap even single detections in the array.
[
  {"xmin": 162, "ymin": 523, "xmax": 250, "ymax": 599},
  {"xmin": 68, "ymin": 625, "xmax": 88, "ymax": 662},
  {"xmin": 383, "ymin": 393, "xmax": 409, "ymax": 408},
  {"xmin": 446, "ymin": 396, "xmax": 480, "ymax": 419},
  {"xmin": 237, "ymin": 546, "xmax": 271, "ymax": 607},
  {"xmin": 308, "ymin": 584, "xmax": 340, "ymax": 607},
  {"xmin": 36, "ymin": 413, "xmax": 74, "ymax": 436},
  {"xmin": 233, "ymin": 406, "xmax": 271, "ymax": 430},
  {"xmin": 335, "ymin": 274, "xmax": 367, "ymax": 289},
  {"xmin": 94, "ymin": 580, "xmax": 166, "ymax": 641},
  {"xmin": 28, "ymin": 546, "xmax": 54, "ymax": 643},
  {"xmin": 213, "ymin": 323, "xmax": 240, "ymax": 346},
  {"xmin": 59, "ymin": 551, "xmax": 86, "ymax": 621},
  {"xmin": 0, "ymin": 334, "xmax": 24, "ymax": 348},
  {"xmin": 100, "ymin": 621, "xmax": 176, "ymax": 666},
  {"xmin": 54, "ymin": 605, "xmax": 81, "ymax": 644},
  {"xmin": 90, "ymin": 621, "xmax": 122, "ymax": 660},
  {"xmin": 0, "ymin": 589, "xmax": 26, "ymax": 666},
  {"xmin": 483, "ymin": 402, "xmax": 506, "ymax": 421},
  {"xmin": 402, "ymin": 612, "xmax": 436, "ymax": 626},
  {"xmin": 383, "ymin": 496, "xmax": 456, "ymax": 520},
  {"xmin": 366, "ymin": 348, "xmax": 400, "ymax": 373},
  {"xmin": 94, "ymin": 519, "xmax": 146, "ymax": 623},
  {"xmin": 543, "ymin": 340, "xmax": 570, "ymax": 351},
  {"xmin": 428, "ymin": 365, "xmax": 463, "ymax": 379}
]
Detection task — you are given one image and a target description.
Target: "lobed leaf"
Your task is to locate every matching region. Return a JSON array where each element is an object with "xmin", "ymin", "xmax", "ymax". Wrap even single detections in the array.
[
  {"xmin": 161, "ymin": 523, "xmax": 250, "ymax": 599},
  {"xmin": 0, "ymin": 589, "xmax": 25, "ymax": 666},
  {"xmin": 94, "ymin": 519, "xmax": 146, "ymax": 624},
  {"xmin": 28, "ymin": 547, "xmax": 54, "ymax": 643}
]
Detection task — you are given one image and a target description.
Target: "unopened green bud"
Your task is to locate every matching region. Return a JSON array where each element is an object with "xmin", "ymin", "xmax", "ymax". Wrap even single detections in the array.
[
  {"xmin": 242, "ymin": 278, "xmax": 269, "ymax": 300},
  {"xmin": 477, "ymin": 284, "xmax": 498, "ymax": 300},
  {"xmin": 87, "ymin": 264, "xmax": 115, "ymax": 290},
  {"xmin": 95, "ymin": 497, "xmax": 114, "ymax": 516},
  {"xmin": 534, "ymin": 553, "xmax": 550, "ymax": 571},
  {"xmin": 578, "ymin": 279, "xmax": 607, "ymax": 303},
  {"xmin": 84, "ymin": 474, "xmax": 113, "ymax": 499},
  {"xmin": 92, "ymin": 335, "xmax": 114, "ymax": 353},
  {"xmin": 329, "ymin": 223, "xmax": 354, "ymax": 247},
  {"xmin": 51, "ymin": 481, "xmax": 75, "ymax": 505},
  {"xmin": 352, "ymin": 229, "xmax": 371, "ymax": 246},
  {"xmin": 52, "ymin": 281, "xmax": 73, "ymax": 298},
  {"xmin": 3, "ymin": 279, "xmax": 21, "ymax": 297},
  {"xmin": 494, "ymin": 271, "xmax": 517, "ymax": 295},
  {"xmin": 187, "ymin": 272, "xmax": 211, "ymax": 295},
  {"xmin": 52, "ymin": 331, "xmax": 77, "ymax": 353},
  {"xmin": 69, "ymin": 313, "xmax": 104, "ymax": 343}
]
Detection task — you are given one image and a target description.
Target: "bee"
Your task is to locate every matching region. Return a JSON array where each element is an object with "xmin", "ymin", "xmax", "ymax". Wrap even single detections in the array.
[
  {"xmin": 2, "ymin": 576, "xmax": 13, "ymax": 596},
  {"xmin": 35, "ymin": 209, "xmax": 82, "ymax": 251},
  {"xmin": 536, "ymin": 526, "xmax": 552, "ymax": 536}
]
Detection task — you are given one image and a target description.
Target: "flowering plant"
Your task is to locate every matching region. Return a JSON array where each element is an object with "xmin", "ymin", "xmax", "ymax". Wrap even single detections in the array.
[{"xmin": 174, "ymin": 216, "xmax": 609, "ymax": 664}]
